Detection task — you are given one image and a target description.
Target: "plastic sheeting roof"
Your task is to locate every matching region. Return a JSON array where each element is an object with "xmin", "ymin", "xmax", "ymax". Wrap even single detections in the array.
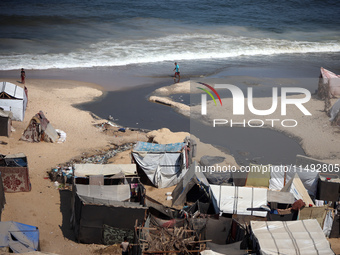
[
  {"xmin": 133, "ymin": 141, "xmax": 185, "ymax": 152},
  {"xmin": 133, "ymin": 149, "xmax": 187, "ymax": 188},
  {"xmin": 74, "ymin": 163, "xmax": 137, "ymax": 177},
  {"xmin": 0, "ymin": 221, "xmax": 39, "ymax": 253},
  {"xmin": 0, "ymin": 82, "xmax": 25, "ymax": 99},
  {"xmin": 251, "ymin": 219, "xmax": 334, "ymax": 255},
  {"xmin": 171, "ymin": 161, "xmax": 210, "ymax": 207}
]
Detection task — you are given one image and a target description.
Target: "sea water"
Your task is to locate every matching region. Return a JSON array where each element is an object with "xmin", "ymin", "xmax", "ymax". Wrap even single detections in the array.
[{"xmin": 0, "ymin": 0, "xmax": 339, "ymax": 72}]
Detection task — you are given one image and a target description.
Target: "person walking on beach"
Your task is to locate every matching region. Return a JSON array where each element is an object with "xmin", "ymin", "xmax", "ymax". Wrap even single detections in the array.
[
  {"xmin": 120, "ymin": 236, "xmax": 130, "ymax": 255},
  {"xmin": 20, "ymin": 68, "xmax": 26, "ymax": 84},
  {"xmin": 173, "ymin": 62, "xmax": 180, "ymax": 83}
]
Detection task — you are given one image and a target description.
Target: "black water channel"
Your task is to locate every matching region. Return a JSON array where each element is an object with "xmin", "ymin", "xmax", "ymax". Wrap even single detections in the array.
[{"xmin": 77, "ymin": 81, "xmax": 305, "ymax": 166}]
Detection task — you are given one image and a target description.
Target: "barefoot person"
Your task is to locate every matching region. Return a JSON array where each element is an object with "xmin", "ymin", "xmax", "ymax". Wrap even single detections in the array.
[
  {"xmin": 21, "ymin": 68, "xmax": 26, "ymax": 84},
  {"xmin": 173, "ymin": 62, "xmax": 180, "ymax": 83}
]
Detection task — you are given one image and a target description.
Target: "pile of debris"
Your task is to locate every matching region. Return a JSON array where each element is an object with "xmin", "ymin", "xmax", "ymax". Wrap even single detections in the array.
[
  {"xmin": 137, "ymin": 219, "xmax": 205, "ymax": 254},
  {"xmin": 47, "ymin": 143, "xmax": 135, "ymax": 187}
]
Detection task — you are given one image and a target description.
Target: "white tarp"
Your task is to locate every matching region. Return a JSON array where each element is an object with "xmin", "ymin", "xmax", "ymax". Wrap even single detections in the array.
[
  {"xmin": 0, "ymin": 82, "xmax": 27, "ymax": 121},
  {"xmin": 74, "ymin": 163, "xmax": 137, "ymax": 177},
  {"xmin": 210, "ymin": 185, "xmax": 268, "ymax": 217},
  {"xmin": 132, "ymin": 151, "xmax": 187, "ymax": 188},
  {"xmin": 269, "ymin": 165, "xmax": 319, "ymax": 197},
  {"xmin": 251, "ymin": 219, "xmax": 334, "ymax": 255},
  {"xmin": 323, "ymin": 210, "xmax": 334, "ymax": 237},
  {"xmin": 76, "ymin": 184, "xmax": 130, "ymax": 203}
]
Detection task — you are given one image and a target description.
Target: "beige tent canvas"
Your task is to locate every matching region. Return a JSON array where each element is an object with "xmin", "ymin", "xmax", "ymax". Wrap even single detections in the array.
[{"xmin": 281, "ymin": 173, "xmax": 314, "ymax": 207}]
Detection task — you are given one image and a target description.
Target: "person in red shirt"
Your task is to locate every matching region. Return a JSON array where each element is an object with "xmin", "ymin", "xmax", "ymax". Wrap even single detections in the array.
[{"xmin": 21, "ymin": 68, "xmax": 26, "ymax": 84}]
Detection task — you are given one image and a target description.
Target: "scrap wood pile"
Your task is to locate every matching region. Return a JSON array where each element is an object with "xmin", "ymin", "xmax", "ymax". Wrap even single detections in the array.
[{"xmin": 137, "ymin": 220, "xmax": 206, "ymax": 254}]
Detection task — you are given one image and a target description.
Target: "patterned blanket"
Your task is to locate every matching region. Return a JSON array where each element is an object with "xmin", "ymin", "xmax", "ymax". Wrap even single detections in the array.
[{"xmin": 0, "ymin": 167, "xmax": 31, "ymax": 192}]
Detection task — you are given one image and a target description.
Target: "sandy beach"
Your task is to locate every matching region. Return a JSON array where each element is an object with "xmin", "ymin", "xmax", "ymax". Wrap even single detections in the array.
[{"xmin": 0, "ymin": 78, "xmax": 240, "ymax": 254}]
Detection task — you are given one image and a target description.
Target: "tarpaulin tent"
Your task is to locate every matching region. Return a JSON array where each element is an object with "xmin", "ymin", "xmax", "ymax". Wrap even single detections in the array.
[
  {"xmin": 318, "ymin": 67, "xmax": 340, "ymax": 98},
  {"xmin": 0, "ymin": 221, "xmax": 39, "ymax": 253},
  {"xmin": 21, "ymin": 111, "xmax": 59, "ymax": 143},
  {"xmin": 171, "ymin": 161, "xmax": 216, "ymax": 213},
  {"xmin": 0, "ymin": 82, "xmax": 27, "ymax": 121},
  {"xmin": 251, "ymin": 219, "xmax": 334, "ymax": 255},
  {"xmin": 71, "ymin": 165, "xmax": 147, "ymax": 244},
  {"xmin": 132, "ymin": 141, "xmax": 188, "ymax": 188},
  {"xmin": 210, "ymin": 185, "xmax": 268, "ymax": 217},
  {"xmin": 269, "ymin": 165, "xmax": 319, "ymax": 198}
]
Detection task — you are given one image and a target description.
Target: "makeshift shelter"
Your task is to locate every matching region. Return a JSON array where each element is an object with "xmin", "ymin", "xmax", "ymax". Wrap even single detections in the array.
[
  {"xmin": 204, "ymin": 217, "xmax": 233, "ymax": 245},
  {"xmin": 281, "ymin": 173, "xmax": 314, "ymax": 207},
  {"xmin": 20, "ymin": 111, "xmax": 59, "ymax": 143},
  {"xmin": 0, "ymin": 153, "xmax": 31, "ymax": 192},
  {"xmin": 171, "ymin": 162, "xmax": 216, "ymax": 212},
  {"xmin": 250, "ymin": 219, "xmax": 334, "ymax": 255},
  {"xmin": 0, "ymin": 108, "xmax": 12, "ymax": 137},
  {"xmin": 71, "ymin": 164, "xmax": 147, "ymax": 244},
  {"xmin": 0, "ymin": 221, "xmax": 39, "ymax": 253},
  {"xmin": 132, "ymin": 141, "xmax": 188, "ymax": 188},
  {"xmin": 269, "ymin": 165, "xmax": 319, "ymax": 198},
  {"xmin": 73, "ymin": 163, "xmax": 137, "ymax": 177},
  {"xmin": 318, "ymin": 67, "xmax": 340, "ymax": 98},
  {"xmin": 0, "ymin": 82, "xmax": 27, "ymax": 121},
  {"xmin": 210, "ymin": 185, "xmax": 268, "ymax": 217}
]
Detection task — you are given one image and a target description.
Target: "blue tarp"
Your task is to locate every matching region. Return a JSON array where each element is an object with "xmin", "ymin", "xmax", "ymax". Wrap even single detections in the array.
[
  {"xmin": 133, "ymin": 141, "xmax": 185, "ymax": 153},
  {"xmin": 0, "ymin": 221, "xmax": 39, "ymax": 253}
]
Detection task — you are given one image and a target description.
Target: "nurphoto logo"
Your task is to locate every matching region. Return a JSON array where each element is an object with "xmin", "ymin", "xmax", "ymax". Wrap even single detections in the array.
[{"xmin": 200, "ymin": 83, "xmax": 312, "ymax": 128}]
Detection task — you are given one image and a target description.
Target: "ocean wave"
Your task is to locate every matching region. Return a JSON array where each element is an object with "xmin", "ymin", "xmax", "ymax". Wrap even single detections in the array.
[{"xmin": 1, "ymin": 33, "xmax": 339, "ymax": 70}]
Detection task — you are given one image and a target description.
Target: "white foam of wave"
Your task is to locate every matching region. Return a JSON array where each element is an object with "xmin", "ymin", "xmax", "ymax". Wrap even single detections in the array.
[{"xmin": 1, "ymin": 33, "xmax": 339, "ymax": 70}]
